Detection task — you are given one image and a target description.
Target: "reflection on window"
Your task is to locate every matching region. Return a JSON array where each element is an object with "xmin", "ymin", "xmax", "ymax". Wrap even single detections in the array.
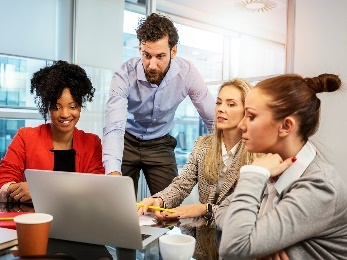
[
  {"xmin": 123, "ymin": 11, "xmax": 145, "ymax": 62},
  {"xmin": 0, "ymin": 119, "xmax": 23, "ymax": 158},
  {"xmin": 0, "ymin": 55, "xmax": 48, "ymax": 157},
  {"xmin": 0, "ymin": 56, "xmax": 51, "ymax": 108},
  {"xmin": 77, "ymin": 66, "xmax": 113, "ymax": 137},
  {"xmin": 0, "ymin": 119, "xmax": 45, "ymax": 159},
  {"xmin": 232, "ymin": 34, "xmax": 285, "ymax": 78},
  {"xmin": 0, "ymin": 54, "xmax": 111, "ymax": 156},
  {"xmin": 175, "ymin": 23, "xmax": 223, "ymax": 82}
]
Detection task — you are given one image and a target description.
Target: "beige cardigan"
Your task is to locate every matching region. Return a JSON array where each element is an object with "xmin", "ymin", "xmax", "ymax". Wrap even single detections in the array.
[{"xmin": 153, "ymin": 134, "xmax": 249, "ymax": 259}]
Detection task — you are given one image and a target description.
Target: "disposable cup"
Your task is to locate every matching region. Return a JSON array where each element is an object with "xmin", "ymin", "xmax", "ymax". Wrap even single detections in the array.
[{"xmin": 14, "ymin": 213, "xmax": 53, "ymax": 256}]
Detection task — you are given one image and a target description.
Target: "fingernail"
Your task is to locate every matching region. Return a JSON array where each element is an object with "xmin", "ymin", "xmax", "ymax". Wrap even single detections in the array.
[{"xmin": 292, "ymin": 157, "xmax": 297, "ymax": 162}]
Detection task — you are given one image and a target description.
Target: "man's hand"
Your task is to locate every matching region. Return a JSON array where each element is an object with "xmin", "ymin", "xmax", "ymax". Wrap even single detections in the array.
[{"xmin": 108, "ymin": 171, "xmax": 121, "ymax": 176}]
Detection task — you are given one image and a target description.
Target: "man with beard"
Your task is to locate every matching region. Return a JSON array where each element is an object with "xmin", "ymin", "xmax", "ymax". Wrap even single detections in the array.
[{"xmin": 102, "ymin": 13, "xmax": 215, "ymax": 195}]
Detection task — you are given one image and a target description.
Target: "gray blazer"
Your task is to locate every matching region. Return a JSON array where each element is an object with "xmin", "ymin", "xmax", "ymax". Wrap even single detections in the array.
[{"xmin": 215, "ymin": 155, "xmax": 347, "ymax": 260}]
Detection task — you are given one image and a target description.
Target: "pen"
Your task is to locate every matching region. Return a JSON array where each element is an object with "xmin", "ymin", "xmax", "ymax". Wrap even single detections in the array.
[
  {"xmin": 0, "ymin": 217, "xmax": 14, "ymax": 221},
  {"xmin": 136, "ymin": 203, "xmax": 175, "ymax": 213}
]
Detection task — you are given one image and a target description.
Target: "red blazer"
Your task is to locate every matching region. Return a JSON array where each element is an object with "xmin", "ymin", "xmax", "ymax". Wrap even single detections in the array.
[{"xmin": 0, "ymin": 124, "xmax": 105, "ymax": 189}]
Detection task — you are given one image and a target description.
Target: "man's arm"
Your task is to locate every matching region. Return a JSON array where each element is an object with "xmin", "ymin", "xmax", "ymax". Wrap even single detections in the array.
[
  {"xmin": 102, "ymin": 67, "xmax": 130, "ymax": 175},
  {"xmin": 186, "ymin": 64, "xmax": 215, "ymax": 132}
]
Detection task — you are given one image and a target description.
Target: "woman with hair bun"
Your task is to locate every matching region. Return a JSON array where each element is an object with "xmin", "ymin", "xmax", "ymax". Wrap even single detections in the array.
[
  {"xmin": 0, "ymin": 60, "xmax": 105, "ymax": 203},
  {"xmin": 216, "ymin": 73, "xmax": 347, "ymax": 259}
]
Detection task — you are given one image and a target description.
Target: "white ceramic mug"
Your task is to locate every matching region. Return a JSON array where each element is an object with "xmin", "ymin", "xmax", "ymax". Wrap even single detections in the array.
[{"xmin": 159, "ymin": 234, "xmax": 196, "ymax": 260}]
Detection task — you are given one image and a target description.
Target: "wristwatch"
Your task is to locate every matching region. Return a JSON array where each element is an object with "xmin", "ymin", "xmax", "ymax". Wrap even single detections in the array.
[{"xmin": 204, "ymin": 203, "xmax": 213, "ymax": 226}]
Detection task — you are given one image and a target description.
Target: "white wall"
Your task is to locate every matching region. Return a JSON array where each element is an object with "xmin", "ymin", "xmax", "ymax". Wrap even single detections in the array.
[{"xmin": 293, "ymin": 0, "xmax": 347, "ymax": 182}]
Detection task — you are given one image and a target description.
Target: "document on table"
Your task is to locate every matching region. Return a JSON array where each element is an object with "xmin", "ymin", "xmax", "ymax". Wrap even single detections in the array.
[{"xmin": 139, "ymin": 214, "xmax": 157, "ymax": 226}]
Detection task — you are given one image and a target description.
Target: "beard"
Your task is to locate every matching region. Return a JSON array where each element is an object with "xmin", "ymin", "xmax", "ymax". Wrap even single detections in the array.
[{"xmin": 144, "ymin": 59, "xmax": 171, "ymax": 85}]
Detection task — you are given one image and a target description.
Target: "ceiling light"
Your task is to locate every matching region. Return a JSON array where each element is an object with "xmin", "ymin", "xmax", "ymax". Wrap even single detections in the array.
[
  {"xmin": 235, "ymin": 0, "xmax": 277, "ymax": 13},
  {"xmin": 246, "ymin": 3, "xmax": 265, "ymax": 9}
]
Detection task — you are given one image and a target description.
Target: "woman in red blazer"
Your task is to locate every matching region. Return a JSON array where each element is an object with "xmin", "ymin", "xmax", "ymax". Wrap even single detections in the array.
[{"xmin": 0, "ymin": 60, "xmax": 105, "ymax": 203}]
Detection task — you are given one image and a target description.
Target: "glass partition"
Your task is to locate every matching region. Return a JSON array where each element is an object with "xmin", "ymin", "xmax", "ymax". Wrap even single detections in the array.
[
  {"xmin": 0, "ymin": 54, "xmax": 113, "ymax": 144},
  {"xmin": 0, "ymin": 55, "xmax": 48, "ymax": 158}
]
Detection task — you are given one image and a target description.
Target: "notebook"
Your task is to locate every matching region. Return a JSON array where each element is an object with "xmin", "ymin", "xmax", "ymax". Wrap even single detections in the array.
[
  {"xmin": 0, "ymin": 212, "xmax": 31, "ymax": 230},
  {"xmin": 0, "ymin": 227, "xmax": 17, "ymax": 250},
  {"xmin": 24, "ymin": 169, "xmax": 168, "ymax": 250}
]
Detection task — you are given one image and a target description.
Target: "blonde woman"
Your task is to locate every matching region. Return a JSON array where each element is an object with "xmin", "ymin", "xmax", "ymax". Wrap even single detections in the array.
[{"xmin": 138, "ymin": 78, "xmax": 261, "ymax": 259}]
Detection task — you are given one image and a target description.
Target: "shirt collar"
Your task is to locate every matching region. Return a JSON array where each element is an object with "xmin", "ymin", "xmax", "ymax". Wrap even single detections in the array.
[
  {"xmin": 163, "ymin": 58, "xmax": 180, "ymax": 83},
  {"xmin": 222, "ymin": 140, "xmax": 240, "ymax": 166},
  {"xmin": 274, "ymin": 141, "xmax": 316, "ymax": 194},
  {"xmin": 137, "ymin": 60, "xmax": 146, "ymax": 82}
]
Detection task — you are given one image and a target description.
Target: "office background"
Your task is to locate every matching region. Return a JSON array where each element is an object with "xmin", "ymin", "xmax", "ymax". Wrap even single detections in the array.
[{"xmin": 1, "ymin": 0, "xmax": 347, "ymax": 189}]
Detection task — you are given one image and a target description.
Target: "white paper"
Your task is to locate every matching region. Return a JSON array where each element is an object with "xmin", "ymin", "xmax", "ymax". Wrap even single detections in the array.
[{"xmin": 138, "ymin": 214, "xmax": 157, "ymax": 226}]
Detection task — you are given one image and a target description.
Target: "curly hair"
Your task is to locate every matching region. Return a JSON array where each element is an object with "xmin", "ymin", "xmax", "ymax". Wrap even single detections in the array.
[
  {"xmin": 30, "ymin": 60, "xmax": 95, "ymax": 121},
  {"xmin": 136, "ymin": 13, "xmax": 179, "ymax": 49}
]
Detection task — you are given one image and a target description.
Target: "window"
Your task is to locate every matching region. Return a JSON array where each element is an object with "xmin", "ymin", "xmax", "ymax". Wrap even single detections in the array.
[
  {"xmin": 0, "ymin": 55, "xmax": 48, "ymax": 157},
  {"xmin": 0, "ymin": 54, "xmax": 114, "ymax": 156},
  {"xmin": 0, "ymin": 2, "xmax": 287, "ymax": 170}
]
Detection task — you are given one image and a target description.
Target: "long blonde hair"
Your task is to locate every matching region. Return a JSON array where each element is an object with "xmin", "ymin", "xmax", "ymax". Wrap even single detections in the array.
[{"xmin": 202, "ymin": 78, "xmax": 258, "ymax": 182}]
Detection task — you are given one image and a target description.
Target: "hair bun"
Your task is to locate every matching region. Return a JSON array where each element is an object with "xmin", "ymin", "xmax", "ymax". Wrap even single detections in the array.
[{"xmin": 305, "ymin": 73, "xmax": 341, "ymax": 94}]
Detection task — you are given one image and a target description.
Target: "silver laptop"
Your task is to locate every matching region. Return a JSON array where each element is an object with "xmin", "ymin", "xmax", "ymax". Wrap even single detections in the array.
[{"xmin": 24, "ymin": 169, "xmax": 168, "ymax": 250}]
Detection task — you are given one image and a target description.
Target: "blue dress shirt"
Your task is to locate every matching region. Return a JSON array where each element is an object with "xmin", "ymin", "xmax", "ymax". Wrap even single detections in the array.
[{"xmin": 102, "ymin": 56, "xmax": 215, "ymax": 174}]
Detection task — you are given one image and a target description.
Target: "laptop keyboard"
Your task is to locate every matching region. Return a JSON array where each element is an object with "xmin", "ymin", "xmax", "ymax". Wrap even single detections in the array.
[{"xmin": 142, "ymin": 234, "xmax": 151, "ymax": 240}]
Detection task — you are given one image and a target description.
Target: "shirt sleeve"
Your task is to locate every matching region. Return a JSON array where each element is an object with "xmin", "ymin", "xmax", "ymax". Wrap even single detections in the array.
[
  {"xmin": 102, "ymin": 65, "xmax": 129, "ymax": 174},
  {"xmin": 186, "ymin": 64, "xmax": 215, "ymax": 133},
  {"xmin": 0, "ymin": 131, "xmax": 26, "ymax": 189},
  {"xmin": 84, "ymin": 135, "xmax": 105, "ymax": 174},
  {"xmin": 241, "ymin": 165, "xmax": 270, "ymax": 178}
]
